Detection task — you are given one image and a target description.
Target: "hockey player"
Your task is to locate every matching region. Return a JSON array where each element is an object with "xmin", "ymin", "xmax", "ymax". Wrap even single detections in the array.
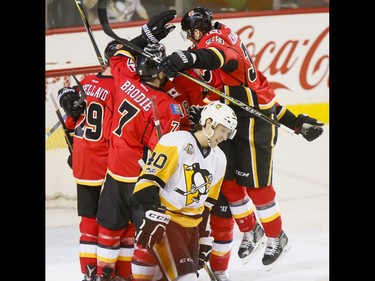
[
  {"xmin": 160, "ymin": 6, "xmax": 324, "ymax": 280},
  {"xmin": 132, "ymin": 101, "xmax": 238, "ymax": 281},
  {"xmin": 94, "ymin": 40, "xmax": 182, "ymax": 281},
  {"xmin": 56, "ymin": 40, "xmax": 120, "ymax": 281}
]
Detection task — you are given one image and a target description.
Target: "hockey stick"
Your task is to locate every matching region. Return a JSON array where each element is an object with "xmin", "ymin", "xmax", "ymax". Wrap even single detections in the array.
[
  {"xmin": 96, "ymin": 3, "xmax": 293, "ymax": 134},
  {"xmin": 74, "ymin": 0, "xmax": 106, "ymax": 70},
  {"xmin": 46, "ymin": 117, "xmax": 66, "ymax": 140},
  {"xmin": 203, "ymin": 261, "xmax": 218, "ymax": 281},
  {"xmin": 150, "ymin": 96, "xmax": 162, "ymax": 140},
  {"xmin": 49, "ymin": 93, "xmax": 73, "ymax": 154},
  {"xmin": 176, "ymin": 74, "xmax": 294, "ymax": 134},
  {"xmin": 71, "ymin": 74, "xmax": 86, "ymax": 109}
]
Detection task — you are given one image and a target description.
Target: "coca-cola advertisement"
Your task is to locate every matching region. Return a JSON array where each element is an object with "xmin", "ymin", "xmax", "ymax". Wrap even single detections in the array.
[{"xmin": 46, "ymin": 8, "xmax": 329, "ymax": 119}]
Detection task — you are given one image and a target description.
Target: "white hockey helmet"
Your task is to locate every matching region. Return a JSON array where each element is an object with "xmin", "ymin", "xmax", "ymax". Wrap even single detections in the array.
[{"xmin": 199, "ymin": 101, "xmax": 238, "ymax": 139}]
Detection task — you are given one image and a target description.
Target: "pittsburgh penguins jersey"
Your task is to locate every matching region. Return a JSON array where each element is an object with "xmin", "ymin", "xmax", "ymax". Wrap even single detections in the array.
[{"xmin": 133, "ymin": 130, "xmax": 227, "ymax": 228}]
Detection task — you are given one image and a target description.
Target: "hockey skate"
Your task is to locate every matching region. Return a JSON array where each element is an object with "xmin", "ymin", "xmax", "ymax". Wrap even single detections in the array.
[
  {"xmin": 238, "ymin": 222, "xmax": 266, "ymax": 264},
  {"xmin": 82, "ymin": 264, "xmax": 97, "ymax": 281},
  {"xmin": 112, "ymin": 276, "xmax": 129, "ymax": 281},
  {"xmin": 212, "ymin": 270, "xmax": 231, "ymax": 281},
  {"xmin": 95, "ymin": 267, "xmax": 114, "ymax": 281},
  {"xmin": 262, "ymin": 230, "xmax": 291, "ymax": 271}
]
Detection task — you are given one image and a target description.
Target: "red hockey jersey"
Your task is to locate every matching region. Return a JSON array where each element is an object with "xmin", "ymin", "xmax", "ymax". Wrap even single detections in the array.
[
  {"xmin": 106, "ymin": 50, "xmax": 181, "ymax": 182},
  {"xmin": 66, "ymin": 72, "xmax": 116, "ymax": 185}
]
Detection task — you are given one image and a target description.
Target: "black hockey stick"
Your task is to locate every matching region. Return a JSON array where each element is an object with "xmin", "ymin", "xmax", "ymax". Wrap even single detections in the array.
[
  {"xmin": 74, "ymin": 0, "xmax": 106, "ymax": 70},
  {"xmin": 203, "ymin": 261, "xmax": 218, "ymax": 281},
  {"xmin": 97, "ymin": 0, "xmax": 294, "ymax": 134},
  {"xmin": 150, "ymin": 96, "xmax": 162, "ymax": 140},
  {"xmin": 49, "ymin": 93, "xmax": 73, "ymax": 154},
  {"xmin": 71, "ymin": 74, "xmax": 86, "ymax": 110}
]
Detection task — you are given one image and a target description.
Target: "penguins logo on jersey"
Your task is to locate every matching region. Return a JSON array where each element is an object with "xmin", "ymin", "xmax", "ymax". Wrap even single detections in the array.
[{"xmin": 174, "ymin": 163, "xmax": 213, "ymax": 204}]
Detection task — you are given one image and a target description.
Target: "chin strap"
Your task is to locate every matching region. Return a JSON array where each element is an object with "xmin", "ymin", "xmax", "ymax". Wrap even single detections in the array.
[{"xmin": 202, "ymin": 125, "xmax": 215, "ymax": 147}]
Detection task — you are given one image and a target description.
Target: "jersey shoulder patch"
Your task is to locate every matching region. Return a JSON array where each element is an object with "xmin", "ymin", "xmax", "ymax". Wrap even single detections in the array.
[{"xmin": 170, "ymin": 103, "xmax": 181, "ymax": 115}]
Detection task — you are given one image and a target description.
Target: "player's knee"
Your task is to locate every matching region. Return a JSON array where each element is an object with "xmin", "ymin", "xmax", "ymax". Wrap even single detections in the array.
[
  {"xmin": 247, "ymin": 184, "xmax": 276, "ymax": 205},
  {"xmin": 120, "ymin": 222, "xmax": 136, "ymax": 246},
  {"xmin": 210, "ymin": 215, "xmax": 234, "ymax": 240},
  {"xmin": 98, "ymin": 226, "xmax": 124, "ymax": 247},
  {"xmin": 79, "ymin": 217, "xmax": 99, "ymax": 239},
  {"xmin": 221, "ymin": 179, "xmax": 246, "ymax": 202}
]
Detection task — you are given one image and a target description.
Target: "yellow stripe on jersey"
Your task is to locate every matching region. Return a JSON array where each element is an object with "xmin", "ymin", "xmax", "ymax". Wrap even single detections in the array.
[
  {"xmin": 165, "ymin": 209, "xmax": 204, "ymax": 228},
  {"xmin": 208, "ymin": 47, "xmax": 225, "ymax": 67},
  {"xmin": 115, "ymin": 49, "xmax": 135, "ymax": 60}
]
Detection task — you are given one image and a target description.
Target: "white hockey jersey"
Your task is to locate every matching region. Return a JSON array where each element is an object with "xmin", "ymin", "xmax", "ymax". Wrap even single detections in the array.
[{"xmin": 134, "ymin": 130, "xmax": 227, "ymax": 228}]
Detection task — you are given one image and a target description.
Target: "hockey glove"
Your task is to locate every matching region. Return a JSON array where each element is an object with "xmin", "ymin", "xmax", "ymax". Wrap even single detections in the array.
[
  {"xmin": 294, "ymin": 114, "xmax": 324, "ymax": 142},
  {"xmin": 198, "ymin": 236, "xmax": 214, "ymax": 270},
  {"xmin": 135, "ymin": 207, "xmax": 171, "ymax": 249},
  {"xmin": 57, "ymin": 87, "xmax": 84, "ymax": 119},
  {"xmin": 160, "ymin": 50, "xmax": 196, "ymax": 77},
  {"xmin": 142, "ymin": 10, "xmax": 176, "ymax": 44},
  {"xmin": 189, "ymin": 105, "xmax": 205, "ymax": 125},
  {"xmin": 67, "ymin": 154, "xmax": 72, "ymax": 169}
]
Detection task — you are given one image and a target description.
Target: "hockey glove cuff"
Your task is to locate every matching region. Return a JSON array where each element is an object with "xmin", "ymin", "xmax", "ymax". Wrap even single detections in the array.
[
  {"xmin": 135, "ymin": 207, "xmax": 171, "ymax": 249},
  {"xmin": 198, "ymin": 236, "xmax": 214, "ymax": 270},
  {"xmin": 160, "ymin": 50, "xmax": 196, "ymax": 77}
]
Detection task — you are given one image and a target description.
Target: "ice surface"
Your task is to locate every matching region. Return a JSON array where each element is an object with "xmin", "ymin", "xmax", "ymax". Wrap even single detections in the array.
[{"xmin": 46, "ymin": 126, "xmax": 329, "ymax": 281}]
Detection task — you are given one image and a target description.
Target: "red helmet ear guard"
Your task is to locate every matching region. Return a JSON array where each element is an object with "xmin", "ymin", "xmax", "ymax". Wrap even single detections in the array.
[{"xmin": 181, "ymin": 6, "xmax": 213, "ymax": 34}]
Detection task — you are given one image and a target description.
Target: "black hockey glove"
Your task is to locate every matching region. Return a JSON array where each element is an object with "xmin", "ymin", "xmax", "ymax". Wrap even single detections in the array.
[
  {"xmin": 294, "ymin": 114, "xmax": 324, "ymax": 142},
  {"xmin": 198, "ymin": 236, "xmax": 214, "ymax": 270},
  {"xmin": 67, "ymin": 154, "xmax": 72, "ymax": 169},
  {"xmin": 57, "ymin": 87, "xmax": 84, "ymax": 119},
  {"xmin": 160, "ymin": 50, "xmax": 196, "ymax": 77},
  {"xmin": 135, "ymin": 207, "xmax": 171, "ymax": 249},
  {"xmin": 141, "ymin": 10, "xmax": 176, "ymax": 44},
  {"xmin": 189, "ymin": 105, "xmax": 205, "ymax": 125}
]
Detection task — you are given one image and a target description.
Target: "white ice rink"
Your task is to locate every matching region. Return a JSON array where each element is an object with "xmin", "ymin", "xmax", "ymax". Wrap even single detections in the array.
[{"xmin": 46, "ymin": 125, "xmax": 329, "ymax": 281}]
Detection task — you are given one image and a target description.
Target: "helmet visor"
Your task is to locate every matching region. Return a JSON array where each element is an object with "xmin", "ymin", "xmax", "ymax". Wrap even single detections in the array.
[{"xmin": 227, "ymin": 128, "xmax": 237, "ymax": 139}]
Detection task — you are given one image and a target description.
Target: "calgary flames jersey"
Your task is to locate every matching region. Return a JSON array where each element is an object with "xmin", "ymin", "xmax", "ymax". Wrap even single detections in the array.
[
  {"xmin": 107, "ymin": 50, "xmax": 181, "ymax": 182},
  {"xmin": 134, "ymin": 130, "xmax": 226, "ymax": 227},
  {"xmin": 193, "ymin": 22, "xmax": 278, "ymax": 111}
]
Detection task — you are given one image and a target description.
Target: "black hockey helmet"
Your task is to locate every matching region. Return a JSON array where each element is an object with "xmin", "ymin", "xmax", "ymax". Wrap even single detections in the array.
[
  {"xmin": 104, "ymin": 39, "xmax": 122, "ymax": 65},
  {"xmin": 181, "ymin": 6, "xmax": 213, "ymax": 35},
  {"xmin": 136, "ymin": 43, "xmax": 166, "ymax": 81}
]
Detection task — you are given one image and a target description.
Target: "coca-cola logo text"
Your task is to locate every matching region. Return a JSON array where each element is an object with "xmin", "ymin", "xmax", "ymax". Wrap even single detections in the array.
[{"xmin": 237, "ymin": 25, "xmax": 329, "ymax": 93}]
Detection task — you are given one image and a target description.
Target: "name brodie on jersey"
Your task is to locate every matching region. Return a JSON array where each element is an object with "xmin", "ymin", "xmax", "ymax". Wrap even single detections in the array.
[{"xmin": 120, "ymin": 80, "xmax": 153, "ymax": 111}]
